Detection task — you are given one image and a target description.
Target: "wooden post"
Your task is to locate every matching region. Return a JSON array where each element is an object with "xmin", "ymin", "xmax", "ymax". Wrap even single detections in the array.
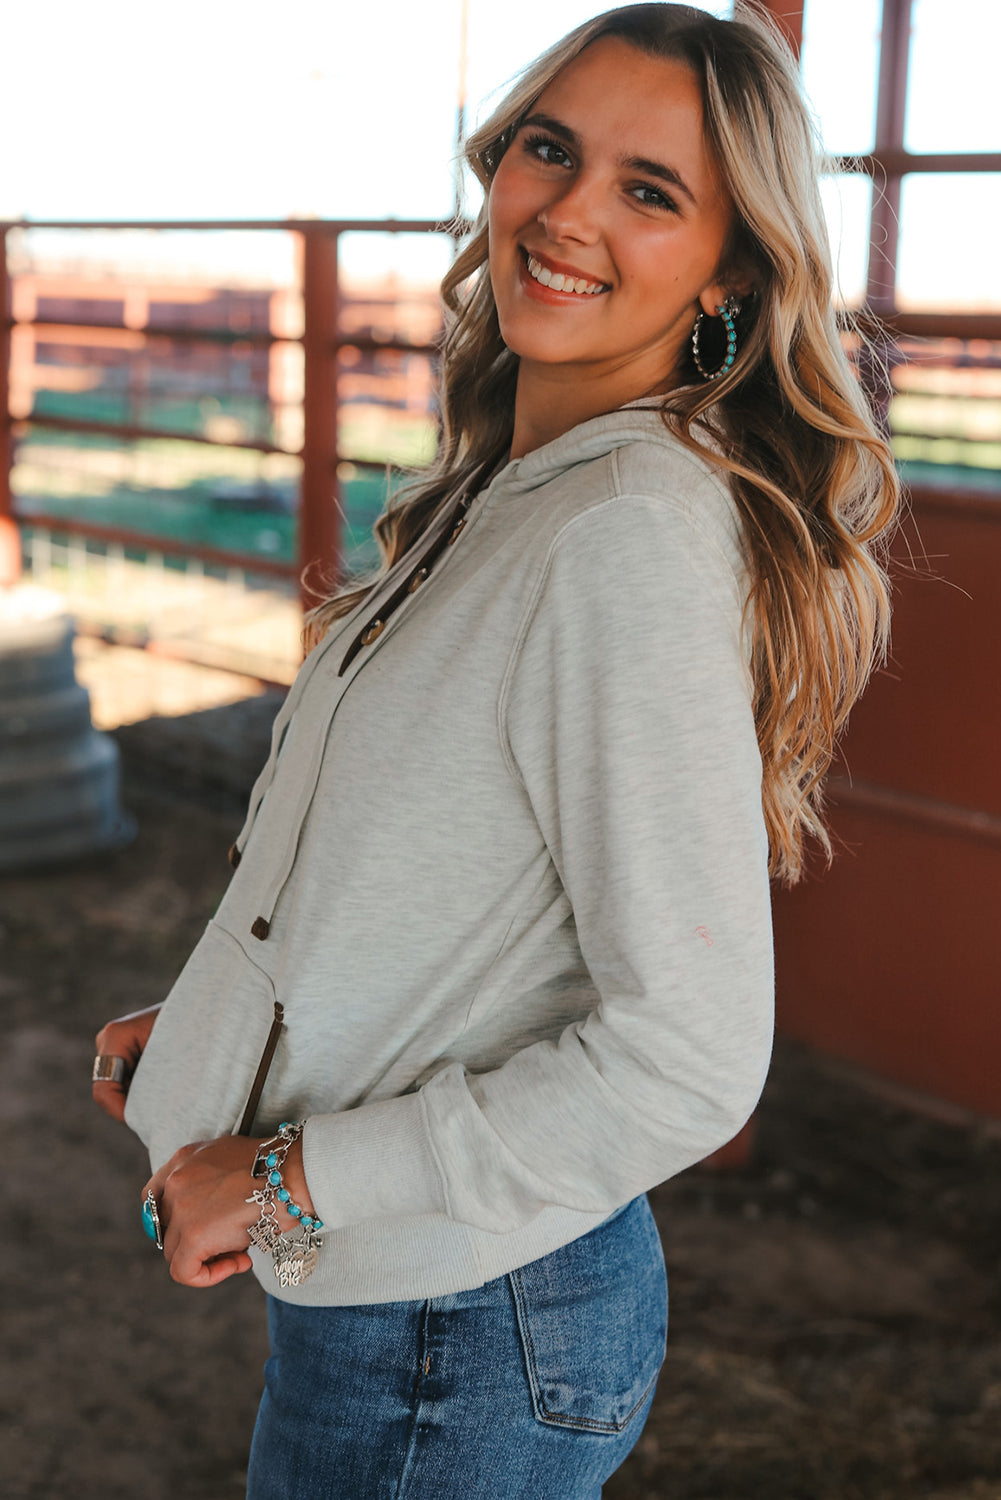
[
  {"xmin": 866, "ymin": 0, "xmax": 914, "ymax": 311},
  {"xmin": 0, "ymin": 227, "xmax": 21, "ymax": 586},
  {"xmin": 299, "ymin": 226, "xmax": 341, "ymax": 611},
  {"xmin": 754, "ymin": 0, "xmax": 804, "ymax": 57}
]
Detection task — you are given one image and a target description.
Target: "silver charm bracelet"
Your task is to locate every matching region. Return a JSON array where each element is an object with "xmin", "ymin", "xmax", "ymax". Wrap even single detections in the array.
[{"xmin": 246, "ymin": 1121, "xmax": 324, "ymax": 1288}]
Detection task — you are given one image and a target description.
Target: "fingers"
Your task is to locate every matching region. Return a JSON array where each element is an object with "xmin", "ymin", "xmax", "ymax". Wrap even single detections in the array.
[
  {"xmin": 168, "ymin": 1246, "xmax": 254, "ymax": 1288},
  {"xmin": 94, "ymin": 1002, "xmax": 161, "ymax": 1053},
  {"xmin": 139, "ymin": 1185, "xmax": 253, "ymax": 1287},
  {"xmin": 92, "ymin": 1080, "xmax": 129, "ymax": 1122},
  {"xmin": 94, "ymin": 1023, "xmax": 125, "ymax": 1058},
  {"xmin": 142, "ymin": 1140, "xmax": 201, "ymax": 1202},
  {"xmin": 139, "ymin": 1141, "xmax": 202, "ymax": 1262},
  {"xmin": 93, "ymin": 1016, "xmax": 149, "ymax": 1071},
  {"xmin": 91, "ymin": 1006, "xmax": 162, "ymax": 1121},
  {"xmin": 142, "ymin": 1138, "xmax": 258, "ymax": 1289}
]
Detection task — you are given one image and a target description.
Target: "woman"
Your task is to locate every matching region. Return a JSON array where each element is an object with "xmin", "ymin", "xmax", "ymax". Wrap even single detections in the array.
[{"xmin": 93, "ymin": 5, "xmax": 898, "ymax": 1495}]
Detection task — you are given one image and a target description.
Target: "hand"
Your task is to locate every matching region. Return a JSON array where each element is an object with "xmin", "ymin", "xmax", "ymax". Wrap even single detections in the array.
[
  {"xmin": 92, "ymin": 1004, "xmax": 162, "ymax": 1123},
  {"xmin": 145, "ymin": 1134, "xmax": 317, "ymax": 1289}
]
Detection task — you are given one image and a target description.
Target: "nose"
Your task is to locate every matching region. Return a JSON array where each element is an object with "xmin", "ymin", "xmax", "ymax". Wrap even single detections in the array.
[{"xmin": 537, "ymin": 171, "xmax": 602, "ymax": 245}]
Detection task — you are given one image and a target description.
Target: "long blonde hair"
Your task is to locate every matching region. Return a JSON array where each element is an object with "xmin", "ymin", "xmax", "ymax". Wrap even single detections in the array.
[{"xmin": 310, "ymin": 2, "xmax": 900, "ymax": 884}]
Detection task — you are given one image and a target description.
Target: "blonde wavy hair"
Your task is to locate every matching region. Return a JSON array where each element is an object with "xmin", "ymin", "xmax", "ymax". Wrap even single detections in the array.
[{"xmin": 309, "ymin": 1, "xmax": 900, "ymax": 884}]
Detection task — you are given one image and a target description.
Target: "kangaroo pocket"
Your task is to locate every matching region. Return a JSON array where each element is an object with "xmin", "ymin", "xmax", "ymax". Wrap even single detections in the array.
[
  {"xmin": 509, "ymin": 1195, "xmax": 668, "ymax": 1434},
  {"xmin": 124, "ymin": 919, "xmax": 280, "ymax": 1170}
]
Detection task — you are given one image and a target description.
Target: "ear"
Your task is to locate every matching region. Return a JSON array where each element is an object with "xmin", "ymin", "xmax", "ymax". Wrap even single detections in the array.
[
  {"xmin": 698, "ymin": 266, "xmax": 756, "ymax": 317},
  {"xmin": 698, "ymin": 282, "xmax": 729, "ymax": 318}
]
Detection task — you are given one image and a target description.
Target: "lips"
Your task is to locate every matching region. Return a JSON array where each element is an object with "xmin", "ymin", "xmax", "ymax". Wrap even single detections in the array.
[{"xmin": 522, "ymin": 248, "xmax": 608, "ymax": 297}]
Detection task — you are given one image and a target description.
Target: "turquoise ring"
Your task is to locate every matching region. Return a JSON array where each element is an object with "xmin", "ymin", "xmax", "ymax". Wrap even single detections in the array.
[{"xmin": 141, "ymin": 1189, "xmax": 164, "ymax": 1251}]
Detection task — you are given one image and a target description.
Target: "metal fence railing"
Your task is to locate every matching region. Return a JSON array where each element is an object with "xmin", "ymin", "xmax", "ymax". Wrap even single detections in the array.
[
  {"xmin": 1, "ymin": 219, "xmax": 454, "ymax": 632},
  {"xmin": 2, "ymin": 216, "xmax": 999, "ymax": 688}
]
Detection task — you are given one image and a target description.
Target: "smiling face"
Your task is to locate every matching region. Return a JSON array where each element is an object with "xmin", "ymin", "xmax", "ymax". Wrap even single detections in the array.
[{"xmin": 488, "ymin": 36, "xmax": 739, "ymax": 416}]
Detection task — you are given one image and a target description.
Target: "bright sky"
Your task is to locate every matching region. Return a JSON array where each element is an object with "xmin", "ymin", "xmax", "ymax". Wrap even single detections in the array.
[{"xmin": 3, "ymin": 0, "xmax": 999, "ymax": 306}]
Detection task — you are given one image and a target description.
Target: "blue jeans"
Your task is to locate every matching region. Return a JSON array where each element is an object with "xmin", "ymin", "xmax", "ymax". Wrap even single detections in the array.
[{"xmin": 246, "ymin": 1195, "xmax": 667, "ymax": 1499}]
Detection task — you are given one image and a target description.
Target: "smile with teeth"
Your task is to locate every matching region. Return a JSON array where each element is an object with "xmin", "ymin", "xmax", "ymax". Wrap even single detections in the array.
[{"xmin": 525, "ymin": 252, "xmax": 607, "ymax": 296}]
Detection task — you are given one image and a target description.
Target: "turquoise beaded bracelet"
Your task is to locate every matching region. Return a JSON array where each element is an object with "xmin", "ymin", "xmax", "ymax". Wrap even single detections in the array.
[
  {"xmin": 252, "ymin": 1122, "xmax": 324, "ymax": 1234},
  {"xmin": 247, "ymin": 1121, "xmax": 325, "ymax": 1288}
]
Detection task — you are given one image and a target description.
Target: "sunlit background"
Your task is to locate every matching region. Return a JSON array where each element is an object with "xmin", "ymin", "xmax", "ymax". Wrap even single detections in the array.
[
  {"xmin": 4, "ymin": 0, "xmax": 998, "ymax": 292},
  {"xmin": 2, "ymin": 0, "xmax": 999, "ymax": 687}
]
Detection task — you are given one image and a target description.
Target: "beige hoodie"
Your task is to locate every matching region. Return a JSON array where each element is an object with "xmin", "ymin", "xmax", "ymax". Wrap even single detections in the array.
[{"xmin": 125, "ymin": 407, "xmax": 774, "ymax": 1306}]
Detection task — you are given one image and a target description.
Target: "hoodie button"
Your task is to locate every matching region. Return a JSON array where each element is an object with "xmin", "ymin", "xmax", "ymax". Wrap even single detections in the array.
[
  {"xmin": 251, "ymin": 917, "xmax": 271, "ymax": 941},
  {"xmin": 228, "ymin": 844, "xmax": 242, "ymax": 869},
  {"xmin": 407, "ymin": 567, "xmax": 429, "ymax": 593},
  {"xmin": 360, "ymin": 619, "xmax": 384, "ymax": 646},
  {"xmin": 447, "ymin": 517, "xmax": 466, "ymax": 545}
]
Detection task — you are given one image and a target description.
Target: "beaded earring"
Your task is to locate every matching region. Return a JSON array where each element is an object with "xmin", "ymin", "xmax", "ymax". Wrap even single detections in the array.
[{"xmin": 691, "ymin": 297, "xmax": 740, "ymax": 382}]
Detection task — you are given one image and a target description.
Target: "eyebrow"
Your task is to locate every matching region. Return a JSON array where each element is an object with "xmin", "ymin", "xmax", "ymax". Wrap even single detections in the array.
[{"xmin": 519, "ymin": 112, "xmax": 698, "ymax": 207}]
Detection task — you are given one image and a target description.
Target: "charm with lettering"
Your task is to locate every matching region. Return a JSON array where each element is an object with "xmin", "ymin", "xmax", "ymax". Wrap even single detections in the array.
[
  {"xmin": 246, "ymin": 1189, "xmax": 280, "ymax": 1251},
  {"xmin": 248, "ymin": 1217, "xmax": 280, "ymax": 1252},
  {"xmin": 273, "ymin": 1239, "xmax": 320, "ymax": 1287}
]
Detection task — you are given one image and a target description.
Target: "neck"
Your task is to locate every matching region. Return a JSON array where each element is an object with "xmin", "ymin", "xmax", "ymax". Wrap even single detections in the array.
[{"xmin": 509, "ymin": 358, "xmax": 680, "ymax": 460}]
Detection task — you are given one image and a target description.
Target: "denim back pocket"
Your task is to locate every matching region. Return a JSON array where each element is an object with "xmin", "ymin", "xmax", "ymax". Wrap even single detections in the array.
[{"xmin": 509, "ymin": 1196, "xmax": 668, "ymax": 1434}]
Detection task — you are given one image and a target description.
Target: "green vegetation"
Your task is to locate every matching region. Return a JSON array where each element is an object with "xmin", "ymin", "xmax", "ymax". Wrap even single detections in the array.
[
  {"xmin": 14, "ymin": 388, "xmax": 998, "ymax": 585},
  {"xmin": 13, "ymin": 410, "xmax": 436, "ymax": 574}
]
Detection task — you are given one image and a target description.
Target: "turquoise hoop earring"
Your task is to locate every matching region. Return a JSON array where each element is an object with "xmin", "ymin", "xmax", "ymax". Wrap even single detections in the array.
[{"xmin": 691, "ymin": 297, "xmax": 739, "ymax": 381}]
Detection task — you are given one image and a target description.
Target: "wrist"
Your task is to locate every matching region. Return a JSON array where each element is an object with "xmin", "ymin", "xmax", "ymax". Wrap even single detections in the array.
[
  {"xmin": 246, "ymin": 1122, "xmax": 325, "ymax": 1288},
  {"xmin": 281, "ymin": 1136, "xmax": 316, "ymax": 1220},
  {"xmin": 250, "ymin": 1122, "xmax": 320, "ymax": 1229}
]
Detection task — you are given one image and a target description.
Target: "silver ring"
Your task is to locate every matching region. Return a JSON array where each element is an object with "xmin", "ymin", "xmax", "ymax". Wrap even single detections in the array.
[
  {"xmin": 142, "ymin": 1189, "xmax": 164, "ymax": 1251},
  {"xmin": 93, "ymin": 1055, "xmax": 126, "ymax": 1085}
]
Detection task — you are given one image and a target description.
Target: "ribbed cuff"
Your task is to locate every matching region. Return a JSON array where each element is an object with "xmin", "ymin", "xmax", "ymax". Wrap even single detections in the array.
[{"xmin": 301, "ymin": 1091, "xmax": 449, "ymax": 1231}]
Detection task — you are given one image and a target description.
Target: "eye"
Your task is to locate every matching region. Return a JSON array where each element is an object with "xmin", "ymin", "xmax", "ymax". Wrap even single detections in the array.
[
  {"xmin": 522, "ymin": 131, "xmax": 574, "ymax": 169},
  {"xmin": 630, "ymin": 183, "xmax": 679, "ymax": 213}
]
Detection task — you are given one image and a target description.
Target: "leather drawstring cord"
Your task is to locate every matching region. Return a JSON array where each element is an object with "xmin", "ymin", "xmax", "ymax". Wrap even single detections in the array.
[
  {"xmin": 337, "ymin": 488, "xmax": 477, "ymax": 678},
  {"xmin": 237, "ymin": 1001, "xmax": 285, "ymax": 1135}
]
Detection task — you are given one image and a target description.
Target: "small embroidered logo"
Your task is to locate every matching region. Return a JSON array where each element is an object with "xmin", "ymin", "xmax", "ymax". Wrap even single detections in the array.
[{"xmin": 694, "ymin": 925, "xmax": 714, "ymax": 948}]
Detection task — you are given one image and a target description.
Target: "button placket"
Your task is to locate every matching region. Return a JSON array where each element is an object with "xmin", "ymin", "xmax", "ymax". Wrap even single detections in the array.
[{"xmin": 337, "ymin": 488, "xmax": 478, "ymax": 677}]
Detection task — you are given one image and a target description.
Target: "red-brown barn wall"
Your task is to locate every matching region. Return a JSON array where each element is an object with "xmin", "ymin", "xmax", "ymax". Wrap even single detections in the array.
[{"xmin": 772, "ymin": 492, "xmax": 1001, "ymax": 1119}]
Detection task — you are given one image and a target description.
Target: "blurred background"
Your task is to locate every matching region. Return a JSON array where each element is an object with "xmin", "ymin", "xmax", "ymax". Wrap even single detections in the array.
[{"xmin": 2, "ymin": 2, "xmax": 1000, "ymax": 1497}]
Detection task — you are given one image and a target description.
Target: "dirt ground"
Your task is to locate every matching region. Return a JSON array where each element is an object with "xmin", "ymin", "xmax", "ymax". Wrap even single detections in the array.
[{"xmin": 3, "ymin": 748, "xmax": 1000, "ymax": 1500}]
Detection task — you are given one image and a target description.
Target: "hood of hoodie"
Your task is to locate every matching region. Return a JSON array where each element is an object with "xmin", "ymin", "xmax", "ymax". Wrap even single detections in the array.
[{"xmin": 488, "ymin": 403, "xmax": 699, "ymax": 500}]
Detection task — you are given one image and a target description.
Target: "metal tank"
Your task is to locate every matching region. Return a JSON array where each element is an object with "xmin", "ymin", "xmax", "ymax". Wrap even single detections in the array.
[{"xmin": 0, "ymin": 587, "xmax": 134, "ymax": 872}]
